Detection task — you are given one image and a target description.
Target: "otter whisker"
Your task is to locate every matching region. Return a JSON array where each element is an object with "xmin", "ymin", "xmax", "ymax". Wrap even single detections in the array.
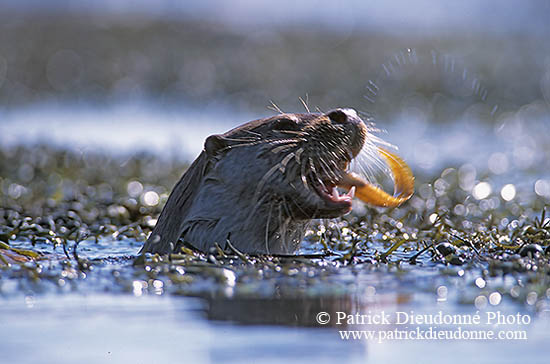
[
  {"xmin": 279, "ymin": 206, "xmax": 289, "ymax": 253},
  {"xmin": 278, "ymin": 152, "xmax": 295, "ymax": 174},
  {"xmin": 320, "ymin": 152, "xmax": 340, "ymax": 172},
  {"xmin": 352, "ymin": 144, "xmax": 388, "ymax": 183},
  {"xmin": 268, "ymin": 100, "xmax": 284, "ymax": 114},
  {"xmin": 299, "ymin": 96, "xmax": 310, "ymax": 113},
  {"xmin": 317, "ymin": 159, "xmax": 337, "ymax": 183},
  {"xmin": 223, "ymin": 137, "xmax": 262, "ymax": 142},
  {"xmin": 326, "ymin": 158, "xmax": 345, "ymax": 179},
  {"xmin": 271, "ymin": 144, "xmax": 297, "ymax": 154},
  {"xmin": 257, "ymin": 146, "xmax": 299, "ymax": 194},
  {"xmin": 218, "ymin": 141, "xmax": 263, "ymax": 153},
  {"xmin": 281, "ymin": 196, "xmax": 295, "ymax": 220},
  {"xmin": 277, "ymin": 129, "xmax": 310, "ymax": 136},
  {"xmin": 307, "ymin": 157, "xmax": 325, "ymax": 189},
  {"xmin": 267, "ymin": 138, "xmax": 303, "ymax": 145},
  {"xmin": 317, "ymin": 156, "xmax": 340, "ymax": 184},
  {"xmin": 300, "ymin": 157, "xmax": 310, "ymax": 190},
  {"xmin": 290, "ymin": 187, "xmax": 315, "ymax": 218},
  {"xmin": 242, "ymin": 129, "xmax": 263, "ymax": 137},
  {"xmin": 219, "ymin": 137, "xmax": 302, "ymax": 154},
  {"xmin": 265, "ymin": 201, "xmax": 274, "ymax": 254},
  {"xmin": 294, "ymin": 147, "xmax": 304, "ymax": 164},
  {"xmin": 245, "ymin": 193, "xmax": 270, "ymax": 228},
  {"xmin": 252, "ymin": 162, "xmax": 283, "ymax": 207}
]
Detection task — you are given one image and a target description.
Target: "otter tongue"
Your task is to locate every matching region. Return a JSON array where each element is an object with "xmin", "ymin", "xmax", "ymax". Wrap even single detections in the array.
[{"xmin": 337, "ymin": 148, "xmax": 414, "ymax": 208}]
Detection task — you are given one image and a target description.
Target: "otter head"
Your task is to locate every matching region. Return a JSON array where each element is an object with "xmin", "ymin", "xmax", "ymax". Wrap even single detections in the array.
[
  {"xmin": 143, "ymin": 108, "xmax": 372, "ymax": 255},
  {"xmin": 203, "ymin": 108, "xmax": 368, "ymax": 221}
]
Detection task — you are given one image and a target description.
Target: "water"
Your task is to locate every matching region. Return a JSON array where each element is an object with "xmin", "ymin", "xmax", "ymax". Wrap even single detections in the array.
[
  {"xmin": 0, "ymin": 102, "xmax": 253, "ymax": 161},
  {"xmin": 2, "ymin": 100, "xmax": 550, "ymax": 362},
  {"xmin": 1, "ymin": 285, "xmax": 549, "ymax": 363},
  {"xmin": 2, "ymin": 231, "xmax": 550, "ymax": 363},
  {"xmin": 0, "ymin": 294, "xmax": 368, "ymax": 364}
]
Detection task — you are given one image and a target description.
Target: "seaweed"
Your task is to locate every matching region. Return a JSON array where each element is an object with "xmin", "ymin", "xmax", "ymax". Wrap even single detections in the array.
[{"xmin": 1, "ymin": 144, "xmax": 549, "ymax": 312}]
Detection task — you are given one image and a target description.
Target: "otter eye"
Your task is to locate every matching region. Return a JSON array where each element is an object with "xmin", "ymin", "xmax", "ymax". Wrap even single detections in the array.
[{"xmin": 273, "ymin": 117, "xmax": 300, "ymax": 131}]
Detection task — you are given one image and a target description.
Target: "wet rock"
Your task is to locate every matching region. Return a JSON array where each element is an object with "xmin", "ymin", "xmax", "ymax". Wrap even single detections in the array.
[
  {"xmin": 435, "ymin": 242, "xmax": 458, "ymax": 257},
  {"xmin": 518, "ymin": 244, "xmax": 544, "ymax": 258},
  {"xmin": 445, "ymin": 254, "xmax": 464, "ymax": 266}
]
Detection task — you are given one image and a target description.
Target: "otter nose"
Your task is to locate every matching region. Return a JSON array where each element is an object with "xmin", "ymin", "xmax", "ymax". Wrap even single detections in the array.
[{"xmin": 327, "ymin": 108, "xmax": 361, "ymax": 125}]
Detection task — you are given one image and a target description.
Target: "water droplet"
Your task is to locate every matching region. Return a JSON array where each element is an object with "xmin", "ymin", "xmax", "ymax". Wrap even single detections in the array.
[
  {"xmin": 474, "ymin": 295, "xmax": 488, "ymax": 309},
  {"xmin": 223, "ymin": 269, "xmax": 236, "ymax": 287},
  {"xmin": 141, "ymin": 191, "xmax": 160, "ymax": 206},
  {"xmin": 526, "ymin": 292, "xmax": 538, "ymax": 305},
  {"xmin": 500, "ymin": 184, "xmax": 516, "ymax": 201},
  {"xmin": 127, "ymin": 180, "xmax": 143, "ymax": 197},
  {"xmin": 489, "ymin": 292, "xmax": 501, "ymax": 306},
  {"xmin": 437, "ymin": 286, "xmax": 448, "ymax": 301},
  {"xmin": 534, "ymin": 179, "xmax": 550, "ymax": 197},
  {"xmin": 473, "ymin": 182, "xmax": 492, "ymax": 200},
  {"xmin": 475, "ymin": 277, "xmax": 486, "ymax": 289}
]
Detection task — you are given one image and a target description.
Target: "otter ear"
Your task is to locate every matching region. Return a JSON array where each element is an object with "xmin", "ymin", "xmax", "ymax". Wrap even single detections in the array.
[{"xmin": 204, "ymin": 134, "xmax": 228, "ymax": 156}]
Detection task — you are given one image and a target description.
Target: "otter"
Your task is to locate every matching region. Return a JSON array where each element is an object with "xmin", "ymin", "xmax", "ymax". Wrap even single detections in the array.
[{"xmin": 141, "ymin": 108, "xmax": 412, "ymax": 255}]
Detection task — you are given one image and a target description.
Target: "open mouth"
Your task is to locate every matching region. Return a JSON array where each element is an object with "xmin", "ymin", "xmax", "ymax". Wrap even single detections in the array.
[
  {"xmin": 315, "ymin": 183, "xmax": 356, "ymax": 211},
  {"xmin": 306, "ymin": 147, "xmax": 414, "ymax": 215},
  {"xmin": 336, "ymin": 148, "xmax": 415, "ymax": 208},
  {"xmin": 311, "ymin": 158, "xmax": 356, "ymax": 212},
  {"xmin": 312, "ymin": 147, "xmax": 415, "ymax": 211}
]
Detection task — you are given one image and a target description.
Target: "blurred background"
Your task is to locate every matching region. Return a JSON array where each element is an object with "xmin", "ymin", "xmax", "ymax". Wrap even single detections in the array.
[
  {"xmin": 1, "ymin": 0, "xmax": 549, "ymax": 108},
  {"xmin": 1, "ymin": 0, "xmax": 550, "ymax": 181}
]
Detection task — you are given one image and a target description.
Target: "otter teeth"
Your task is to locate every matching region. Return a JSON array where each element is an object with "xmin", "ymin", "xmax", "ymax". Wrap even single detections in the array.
[{"xmin": 326, "ymin": 186, "xmax": 355, "ymax": 202}]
